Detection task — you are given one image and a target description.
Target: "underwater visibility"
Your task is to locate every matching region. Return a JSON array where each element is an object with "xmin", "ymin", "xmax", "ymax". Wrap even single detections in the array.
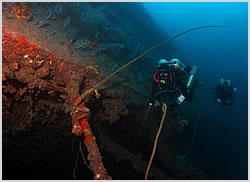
[{"xmin": 2, "ymin": 2, "xmax": 248, "ymax": 180}]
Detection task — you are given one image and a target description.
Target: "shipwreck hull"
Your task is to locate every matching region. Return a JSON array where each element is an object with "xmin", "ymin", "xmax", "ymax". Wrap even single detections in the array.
[{"xmin": 2, "ymin": 3, "xmax": 206, "ymax": 180}]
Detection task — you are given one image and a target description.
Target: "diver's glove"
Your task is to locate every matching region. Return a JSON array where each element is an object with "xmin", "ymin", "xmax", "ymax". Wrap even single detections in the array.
[
  {"xmin": 149, "ymin": 99, "xmax": 160, "ymax": 107},
  {"xmin": 177, "ymin": 94, "xmax": 185, "ymax": 104},
  {"xmin": 149, "ymin": 97, "xmax": 154, "ymax": 106}
]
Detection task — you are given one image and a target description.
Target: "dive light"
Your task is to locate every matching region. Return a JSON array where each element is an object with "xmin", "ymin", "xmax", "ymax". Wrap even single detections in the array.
[{"xmin": 186, "ymin": 65, "xmax": 199, "ymax": 89}]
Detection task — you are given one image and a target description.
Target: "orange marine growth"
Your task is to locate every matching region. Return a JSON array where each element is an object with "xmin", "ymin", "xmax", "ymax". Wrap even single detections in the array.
[
  {"xmin": 84, "ymin": 134, "xmax": 93, "ymax": 144},
  {"xmin": 71, "ymin": 95, "xmax": 79, "ymax": 103},
  {"xmin": 12, "ymin": 3, "xmax": 32, "ymax": 20}
]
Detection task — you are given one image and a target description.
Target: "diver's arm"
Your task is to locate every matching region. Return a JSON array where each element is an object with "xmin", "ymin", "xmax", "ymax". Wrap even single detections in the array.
[{"xmin": 184, "ymin": 66, "xmax": 191, "ymax": 73}]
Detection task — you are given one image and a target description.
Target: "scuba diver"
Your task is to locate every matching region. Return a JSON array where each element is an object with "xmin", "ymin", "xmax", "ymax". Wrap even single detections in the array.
[
  {"xmin": 214, "ymin": 78, "xmax": 237, "ymax": 106},
  {"xmin": 149, "ymin": 58, "xmax": 200, "ymax": 110}
]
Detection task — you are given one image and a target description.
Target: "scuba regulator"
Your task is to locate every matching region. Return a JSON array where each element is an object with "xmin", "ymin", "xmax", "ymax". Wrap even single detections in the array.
[{"xmin": 155, "ymin": 58, "xmax": 185, "ymax": 87}]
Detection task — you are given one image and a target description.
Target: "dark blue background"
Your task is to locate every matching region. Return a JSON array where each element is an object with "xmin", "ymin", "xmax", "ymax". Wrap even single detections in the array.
[{"xmin": 144, "ymin": 2, "xmax": 248, "ymax": 179}]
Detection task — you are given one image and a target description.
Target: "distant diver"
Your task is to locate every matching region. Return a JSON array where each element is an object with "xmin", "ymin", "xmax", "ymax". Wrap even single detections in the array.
[
  {"xmin": 214, "ymin": 78, "xmax": 237, "ymax": 106},
  {"xmin": 149, "ymin": 58, "xmax": 200, "ymax": 110}
]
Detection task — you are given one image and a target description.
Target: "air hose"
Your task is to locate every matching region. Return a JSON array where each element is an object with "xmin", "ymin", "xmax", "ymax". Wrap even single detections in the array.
[
  {"xmin": 94, "ymin": 23, "xmax": 232, "ymax": 90},
  {"xmin": 179, "ymin": 108, "xmax": 201, "ymax": 179},
  {"xmin": 75, "ymin": 23, "xmax": 232, "ymax": 107},
  {"xmin": 145, "ymin": 103, "xmax": 168, "ymax": 180}
]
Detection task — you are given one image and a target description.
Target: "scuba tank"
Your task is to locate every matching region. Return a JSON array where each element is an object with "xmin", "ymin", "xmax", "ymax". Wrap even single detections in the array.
[{"xmin": 186, "ymin": 65, "xmax": 199, "ymax": 89}]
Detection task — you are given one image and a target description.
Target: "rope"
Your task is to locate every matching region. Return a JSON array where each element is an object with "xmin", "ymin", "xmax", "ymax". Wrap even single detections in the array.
[
  {"xmin": 145, "ymin": 103, "xmax": 168, "ymax": 180},
  {"xmin": 179, "ymin": 109, "xmax": 201, "ymax": 178},
  {"xmin": 187, "ymin": 111, "xmax": 201, "ymax": 156},
  {"xmin": 74, "ymin": 23, "xmax": 232, "ymax": 107},
  {"xmin": 94, "ymin": 23, "xmax": 231, "ymax": 90},
  {"xmin": 72, "ymin": 139, "xmax": 92, "ymax": 179},
  {"xmin": 79, "ymin": 138, "xmax": 93, "ymax": 171},
  {"xmin": 72, "ymin": 149, "xmax": 80, "ymax": 179}
]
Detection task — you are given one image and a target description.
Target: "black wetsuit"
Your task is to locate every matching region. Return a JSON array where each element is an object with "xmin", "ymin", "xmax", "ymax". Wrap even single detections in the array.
[
  {"xmin": 215, "ymin": 84, "xmax": 235, "ymax": 105},
  {"xmin": 151, "ymin": 63, "xmax": 196, "ymax": 109}
]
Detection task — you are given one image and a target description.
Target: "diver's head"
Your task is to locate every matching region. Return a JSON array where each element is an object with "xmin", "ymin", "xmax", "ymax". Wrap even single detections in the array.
[
  {"xmin": 171, "ymin": 58, "xmax": 180, "ymax": 69},
  {"xmin": 171, "ymin": 58, "xmax": 180, "ymax": 64},
  {"xmin": 170, "ymin": 58, "xmax": 185, "ymax": 71},
  {"xmin": 157, "ymin": 58, "xmax": 185, "ymax": 70},
  {"xmin": 219, "ymin": 78, "xmax": 225, "ymax": 85},
  {"xmin": 157, "ymin": 59, "xmax": 168, "ymax": 68},
  {"xmin": 219, "ymin": 78, "xmax": 231, "ymax": 86}
]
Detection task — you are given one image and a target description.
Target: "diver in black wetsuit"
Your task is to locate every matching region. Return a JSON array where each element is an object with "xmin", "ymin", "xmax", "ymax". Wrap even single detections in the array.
[
  {"xmin": 149, "ymin": 58, "xmax": 200, "ymax": 110},
  {"xmin": 214, "ymin": 78, "xmax": 237, "ymax": 106}
]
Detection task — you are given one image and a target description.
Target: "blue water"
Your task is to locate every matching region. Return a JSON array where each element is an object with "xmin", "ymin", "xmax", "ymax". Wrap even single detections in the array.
[{"xmin": 144, "ymin": 2, "xmax": 248, "ymax": 180}]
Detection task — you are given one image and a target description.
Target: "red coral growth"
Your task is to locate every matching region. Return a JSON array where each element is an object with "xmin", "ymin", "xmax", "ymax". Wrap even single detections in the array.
[
  {"xmin": 71, "ymin": 88, "xmax": 111, "ymax": 179},
  {"xmin": 2, "ymin": 28, "xmax": 39, "ymax": 66},
  {"xmin": 81, "ymin": 118, "xmax": 88, "ymax": 130},
  {"xmin": 16, "ymin": 35, "xmax": 29, "ymax": 45}
]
